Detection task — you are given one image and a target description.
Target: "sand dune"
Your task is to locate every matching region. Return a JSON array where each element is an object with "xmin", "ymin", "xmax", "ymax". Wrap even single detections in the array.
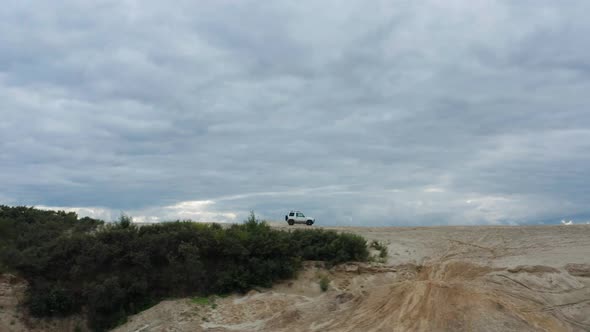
[
  {"xmin": 3, "ymin": 225, "xmax": 588, "ymax": 331},
  {"xmin": 112, "ymin": 225, "xmax": 590, "ymax": 332}
]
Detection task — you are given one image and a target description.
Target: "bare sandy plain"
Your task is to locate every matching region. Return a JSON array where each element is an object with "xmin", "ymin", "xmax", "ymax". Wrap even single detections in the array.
[{"xmin": 3, "ymin": 224, "xmax": 590, "ymax": 331}]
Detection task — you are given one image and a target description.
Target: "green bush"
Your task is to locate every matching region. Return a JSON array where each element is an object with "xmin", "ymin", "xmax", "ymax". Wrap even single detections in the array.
[
  {"xmin": 319, "ymin": 276, "xmax": 330, "ymax": 292},
  {"xmin": 28, "ymin": 283, "xmax": 76, "ymax": 316},
  {"xmin": 1, "ymin": 206, "xmax": 369, "ymax": 331},
  {"xmin": 292, "ymin": 229, "xmax": 368, "ymax": 263}
]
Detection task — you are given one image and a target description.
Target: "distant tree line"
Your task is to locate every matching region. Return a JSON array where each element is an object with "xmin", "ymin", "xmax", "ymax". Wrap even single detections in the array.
[{"xmin": 0, "ymin": 206, "xmax": 368, "ymax": 331}]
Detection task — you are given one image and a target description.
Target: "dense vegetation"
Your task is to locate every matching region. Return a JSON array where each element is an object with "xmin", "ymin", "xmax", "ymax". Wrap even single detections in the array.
[{"xmin": 0, "ymin": 206, "xmax": 368, "ymax": 331}]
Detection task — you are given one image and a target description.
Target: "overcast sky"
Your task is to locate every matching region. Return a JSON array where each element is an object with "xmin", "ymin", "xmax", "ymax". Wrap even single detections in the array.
[{"xmin": 1, "ymin": 1, "xmax": 590, "ymax": 225}]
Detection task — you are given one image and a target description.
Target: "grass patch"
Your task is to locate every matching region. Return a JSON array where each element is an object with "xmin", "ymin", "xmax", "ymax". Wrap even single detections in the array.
[
  {"xmin": 319, "ymin": 276, "xmax": 330, "ymax": 292},
  {"xmin": 370, "ymin": 240, "xmax": 388, "ymax": 261},
  {"xmin": 192, "ymin": 296, "xmax": 218, "ymax": 309},
  {"xmin": 191, "ymin": 297, "xmax": 210, "ymax": 305}
]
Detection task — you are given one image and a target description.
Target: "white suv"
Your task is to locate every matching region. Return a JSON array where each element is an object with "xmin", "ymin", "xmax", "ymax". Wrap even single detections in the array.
[{"xmin": 285, "ymin": 211, "xmax": 315, "ymax": 226}]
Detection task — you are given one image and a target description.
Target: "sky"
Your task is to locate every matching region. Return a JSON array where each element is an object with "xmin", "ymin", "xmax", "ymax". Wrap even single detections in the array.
[{"xmin": 1, "ymin": 0, "xmax": 590, "ymax": 226}]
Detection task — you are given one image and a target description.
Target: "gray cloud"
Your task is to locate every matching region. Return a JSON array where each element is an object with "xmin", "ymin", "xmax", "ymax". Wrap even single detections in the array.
[{"xmin": 1, "ymin": 1, "xmax": 590, "ymax": 225}]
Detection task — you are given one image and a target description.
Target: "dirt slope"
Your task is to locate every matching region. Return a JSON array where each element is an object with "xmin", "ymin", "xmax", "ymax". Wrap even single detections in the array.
[{"xmin": 112, "ymin": 225, "xmax": 590, "ymax": 332}]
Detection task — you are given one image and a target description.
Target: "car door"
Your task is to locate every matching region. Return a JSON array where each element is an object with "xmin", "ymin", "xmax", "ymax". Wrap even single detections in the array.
[{"xmin": 296, "ymin": 212, "xmax": 305, "ymax": 222}]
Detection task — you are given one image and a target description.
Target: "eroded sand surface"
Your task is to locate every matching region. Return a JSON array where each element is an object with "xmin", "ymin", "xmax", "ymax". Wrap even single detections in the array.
[{"xmin": 111, "ymin": 225, "xmax": 590, "ymax": 332}]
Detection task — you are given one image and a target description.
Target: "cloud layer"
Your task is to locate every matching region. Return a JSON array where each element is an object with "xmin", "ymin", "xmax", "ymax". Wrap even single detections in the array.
[{"xmin": 2, "ymin": 1, "xmax": 590, "ymax": 225}]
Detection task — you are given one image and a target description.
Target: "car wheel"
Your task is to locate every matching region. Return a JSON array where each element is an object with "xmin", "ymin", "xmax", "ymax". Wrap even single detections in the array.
[
  {"xmin": 306, "ymin": 220, "xmax": 313, "ymax": 226},
  {"xmin": 288, "ymin": 219, "xmax": 294, "ymax": 225}
]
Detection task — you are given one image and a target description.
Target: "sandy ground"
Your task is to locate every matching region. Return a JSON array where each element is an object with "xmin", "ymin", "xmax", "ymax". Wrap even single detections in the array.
[
  {"xmin": 3, "ymin": 225, "xmax": 590, "ymax": 331},
  {"xmin": 299, "ymin": 224, "xmax": 590, "ymax": 269}
]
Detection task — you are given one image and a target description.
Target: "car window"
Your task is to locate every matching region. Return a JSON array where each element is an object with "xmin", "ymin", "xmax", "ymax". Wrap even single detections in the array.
[
  {"xmin": 297, "ymin": 213, "xmax": 304, "ymax": 217},
  {"xmin": 289, "ymin": 212, "xmax": 294, "ymax": 216}
]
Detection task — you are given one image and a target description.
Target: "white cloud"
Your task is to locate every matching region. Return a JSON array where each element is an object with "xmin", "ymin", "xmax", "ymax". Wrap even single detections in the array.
[
  {"xmin": 37, "ymin": 200, "xmax": 239, "ymax": 224},
  {"xmin": 37, "ymin": 205, "xmax": 113, "ymax": 221},
  {"xmin": 424, "ymin": 187, "xmax": 445, "ymax": 193},
  {"xmin": 161, "ymin": 200, "xmax": 238, "ymax": 223}
]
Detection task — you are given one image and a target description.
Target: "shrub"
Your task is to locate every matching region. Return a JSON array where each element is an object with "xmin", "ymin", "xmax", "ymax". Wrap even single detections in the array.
[
  {"xmin": 370, "ymin": 240, "xmax": 388, "ymax": 259},
  {"xmin": 291, "ymin": 229, "xmax": 368, "ymax": 263},
  {"xmin": 319, "ymin": 276, "xmax": 330, "ymax": 292},
  {"xmin": 28, "ymin": 283, "xmax": 76, "ymax": 317}
]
